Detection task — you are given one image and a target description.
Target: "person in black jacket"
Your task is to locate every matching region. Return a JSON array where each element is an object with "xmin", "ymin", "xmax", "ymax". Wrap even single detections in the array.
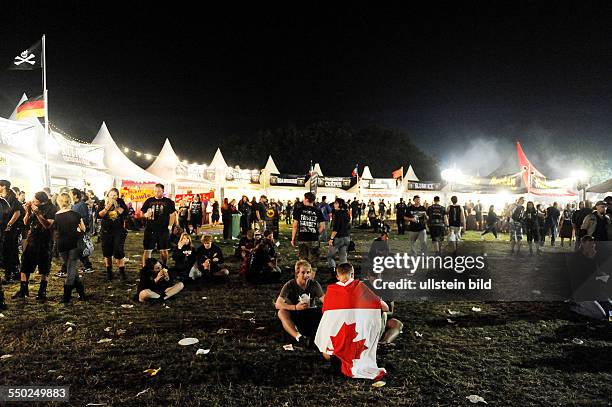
[
  {"xmin": 523, "ymin": 201, "xmax": 541, "ymax": 256},
  {"xmin": 137, "ymin": 257, "xmax": 184, "ymax": 303},
  {"xmin": 326, "ymin": 198, "xmax": 351, "ymax": 271},
  {"xmin": 395, "ymin": 198, "xmax": 407, "ymax": 235},
  {"xmin": 190, "ymin": 235, "xmax": 229, "ymax": 282},
  {"xmin": 480, "ymin": 205, "xmax": 499, "ymax": 240},
  {"xmin": 98, "ymin": 188, "xmax": 128, "ymax": 280},
  {"xmin": 0, "ymin": 180, "xmax": 23, "ymax": 284}
]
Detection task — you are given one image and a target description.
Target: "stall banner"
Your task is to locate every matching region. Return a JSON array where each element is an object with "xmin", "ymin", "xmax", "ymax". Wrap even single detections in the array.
[
  {"xmin": 269, "ymin": 174, "xmax": 307, "ymax": 187},
  {"xmin": 317, "ymin": 176, "xmax": 355, "ymax": 190},
  {"xmin": 175, "ymin": 192, "xmax": 213, "ymax": 203},
  {"xmin": 120, "ymin": 183, "xmax": 155, "ymax": 204},
  {"xmin": 406, "ymin": 181, "xmax": 443, "ymax": 191},
  {"xmin": 225, "ymin": 168, "xmax": 260, "ymax": 184},
  {"xmin": 361, "ymin": 178, "xmax": 397, "ymax": 190},
  {"xmin": 47, "ymin": 130, "xmax": 106, "ymax": 169},
  {"xmin": 175, "ymin": 163, "xmax": 216, "ymax": 182},
  {"xmin": 451, "ymin": 174, "xmax": 526, "ymax": 193},
  {"xmin": 0, "ymin": 117, "xmax": 38, "ymax": 155}
]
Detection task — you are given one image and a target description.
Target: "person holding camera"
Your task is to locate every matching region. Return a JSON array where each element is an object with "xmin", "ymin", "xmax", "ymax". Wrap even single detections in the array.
[
  {"xmin": 98, "ymin": 188, "xmax": 128, "ymax": 281},
  {"xmin": 137, "ymin": 257, "xmax": 184, "ymax": 303}
]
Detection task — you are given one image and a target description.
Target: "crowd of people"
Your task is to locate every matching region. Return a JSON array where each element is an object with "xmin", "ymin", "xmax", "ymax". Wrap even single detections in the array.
[{"xmin": 0, "ymin": 180, "xmax": 610, "ymax": 373}]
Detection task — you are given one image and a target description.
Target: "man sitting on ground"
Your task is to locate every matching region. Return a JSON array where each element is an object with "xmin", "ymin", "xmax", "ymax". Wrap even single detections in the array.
[
  {"xmin": 190, "ymin": 235, "xmax": 229, "ymax": 282},
  {"xmin": 137, "ymin": 258, "xmax": 184, "ymax": 303},
  {"xmin": 275, "ymin": 260, "xmax": 324, "ymax": 345},
  {"xmin": 247, "ymin": 230, "xmax": 281, "ymax": 283},
  {"xmin": 315, "ymin": 263, "xmax": 388, "ymax": 380}
]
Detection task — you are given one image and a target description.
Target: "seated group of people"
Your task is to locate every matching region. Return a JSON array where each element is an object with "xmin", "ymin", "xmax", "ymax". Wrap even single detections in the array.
[{"xmin": 275, "ymin": 259, "xmax": 403, "ymax": 379}]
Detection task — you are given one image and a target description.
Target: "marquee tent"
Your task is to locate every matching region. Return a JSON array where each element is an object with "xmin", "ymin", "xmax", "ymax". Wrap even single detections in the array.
[
  {"xmin": 147, "ymin": 138, "xmax": 214, "ymax": 195},
  {"xmin": 587, "ymin": 179, "xmax": 612, "ymax": 194}
]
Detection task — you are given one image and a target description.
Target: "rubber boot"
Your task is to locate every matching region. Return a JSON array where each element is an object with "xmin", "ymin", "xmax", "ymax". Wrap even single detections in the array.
[
  {"xmin": 60, "ymin": 285, "xmax": 73, "ymax": 304},
  {"xmin": 12, "ymin": 281, "xmax": 28, "ymax": 299},
  {"xmin": 106, "ymin": 267, "xmax": 113, "ymax": 281},
  {"xmin": 36, "ymin": 280, "xmax": 48, "ymax": 301},
  {"xmin": 119, "ymin": 267, "xmax": 126, "ymax": 281},
  {"xmin": 74, "ymin": 279, "xmax": 86, "ymax": 300}
]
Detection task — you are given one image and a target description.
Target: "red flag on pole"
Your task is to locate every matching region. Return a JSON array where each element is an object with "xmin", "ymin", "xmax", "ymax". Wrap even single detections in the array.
[{"xmin": 392, "ymin": 166, "xmax": 403, "ymax": 179}]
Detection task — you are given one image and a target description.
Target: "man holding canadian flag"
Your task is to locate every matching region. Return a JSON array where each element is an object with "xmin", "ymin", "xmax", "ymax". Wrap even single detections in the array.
[{"xmin": 315, "ymin": 263, "xmax": 388, "ymax": 380}]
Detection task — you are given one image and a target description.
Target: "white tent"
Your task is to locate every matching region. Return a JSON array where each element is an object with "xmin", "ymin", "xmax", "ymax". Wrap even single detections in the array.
[
  {"xmin": 361, "ymin": 165, "xmax": 373, "ymax": 180},
  {"xmin": 313, "ymin": 162, "xmax": 323, "ymax": 176},
  {"xmin": 404, "ymin": 165, "xmax": 419, "ymax": 181},
  {"xmin": 210, "ymin": 148, "xmax": 228, "ymax": 170},
  {"xmin": 263, "ymin": 155, "xmax": 280, "ymax": 175},
  {"xmin": 92, "ymin": 122, "xmax": 160, "ymax": 183},
  {"xmin": 147, "ymin": 138, "xmax": 180, "ymax": 182}
]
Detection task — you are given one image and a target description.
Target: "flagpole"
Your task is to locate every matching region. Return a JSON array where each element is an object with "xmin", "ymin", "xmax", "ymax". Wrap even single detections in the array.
[{"xmin": 42, "ymin": 34, "xmax": 50, "ymax": 188}]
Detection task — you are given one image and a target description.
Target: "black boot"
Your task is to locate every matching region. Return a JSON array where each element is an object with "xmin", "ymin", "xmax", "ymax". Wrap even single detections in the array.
[
  {"xmin": 106, "ymin": 267, "xmax": 113, "ymax": 281},
  {"xmin": 74, "ymin": 279, "xmax": 86, "ymax": 300},
  {"xmin": 12, "ymin": 281, "xmax": 28, "ymax": 299},
  {"xmin": 119, "ymin": 267, "xmax": 126, "ymax": 281},
  {"xmin": 36, "ymin": 280, "xmax": 48, "ymax": 301},
  {"xmin": 60, "ymin": 285, "xmax": 73, "ymax": 304}
]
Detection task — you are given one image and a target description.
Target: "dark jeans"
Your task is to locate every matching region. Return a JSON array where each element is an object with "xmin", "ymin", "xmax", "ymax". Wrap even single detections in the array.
[
  {"xmin": 2, "ymin": 228, "xmax": 20, "ymax": 274},
  {"xmin": 222, "ymin": 216, "xmax": 232, "ymax": 239},
  {"xmin": 396, "ymin": 218, "xmax": 405, "ymax": 235},
  {"xmin": 60, "ymin": 248, "xmax": 82, "ymax": 286},
  {"xmin": 481, "ymin": 225, "xmax": 498, "ymax": 239}
]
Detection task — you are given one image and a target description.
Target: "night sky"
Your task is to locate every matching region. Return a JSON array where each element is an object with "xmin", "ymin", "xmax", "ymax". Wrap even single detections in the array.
[{"xmin": 1, "ymin": 3, "xmax": 611, "ymax": 175}]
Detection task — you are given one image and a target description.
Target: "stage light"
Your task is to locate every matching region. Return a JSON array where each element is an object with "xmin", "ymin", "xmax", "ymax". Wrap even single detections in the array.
[
  {"xmin": 145, "ymin": 154, "xmax": 152, "ymax": 160},
  {"xmin": 136, "ymin": 152, "xmax": 142, "ymax": 157},
  {"xmin": 123, "ymin": 147, "xmax": 129, "ymax": 153},
  {"xmin": 441, "ymin": 168, "xmax": 463, "ymax": 183}
]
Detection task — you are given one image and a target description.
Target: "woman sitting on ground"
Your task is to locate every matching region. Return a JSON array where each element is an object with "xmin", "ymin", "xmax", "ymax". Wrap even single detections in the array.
[
  {"xmin": 171, "ymin": 232, "xmax": 193, "ymax": 281},
  {"xmin": 137, "ymin": 257, "xmax": 184, "ymax": 303}
]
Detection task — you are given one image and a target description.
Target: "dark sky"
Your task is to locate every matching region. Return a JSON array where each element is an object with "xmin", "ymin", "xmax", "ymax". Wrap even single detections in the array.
[{"xmin": 1, "ymin": 3, "xmax": 611, "ymax": 174}]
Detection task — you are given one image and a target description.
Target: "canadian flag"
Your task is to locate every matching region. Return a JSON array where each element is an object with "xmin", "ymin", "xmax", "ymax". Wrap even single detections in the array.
[{"xmin": 315, "ymin": 279, "xmax": 386, "ymax": 380}]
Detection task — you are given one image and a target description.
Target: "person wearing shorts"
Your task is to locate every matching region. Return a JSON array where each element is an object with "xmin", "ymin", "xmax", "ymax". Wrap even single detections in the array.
[
  {"xmin": 12, "ymin": 191, "xmax": 57, "ymax": 300},
  {"xmin": 426, "ymin": 196, "xmax": 447, "ymax": 255},
  {"xmin": 291, "ymin": 192, "xmax": 325, "ymax": 279},
  {"xmin": 99, "ymin": 188, "xmax": 128, "ymax": 280},
  {"xmin": 446, "ymin": 196, "xmax": 466, "ymax": 254},
  {"xmin": 141, "ymin": 184, "xmax": 176, "ymax": 267}
]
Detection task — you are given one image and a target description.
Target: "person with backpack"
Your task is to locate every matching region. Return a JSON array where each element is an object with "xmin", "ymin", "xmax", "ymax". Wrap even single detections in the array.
[
  {"xmin": 426, "ymin": 196, "xmax": 447, "ymax": 255},
  {"xmin": 446, "ymin": 196, "xmax": 466, "ymax": 255}
]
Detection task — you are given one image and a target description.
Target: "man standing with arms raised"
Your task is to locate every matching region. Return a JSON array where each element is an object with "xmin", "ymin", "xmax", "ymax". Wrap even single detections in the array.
[
  {"xmin": 141, "ymin": 184, "xmax": 176, "ymax": 267},
  {"xmin": 291, "ymin": 192, "xmax": 325, "ymax": 278}
]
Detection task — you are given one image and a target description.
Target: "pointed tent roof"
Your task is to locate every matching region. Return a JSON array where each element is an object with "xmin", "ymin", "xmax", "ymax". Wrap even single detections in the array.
[
  {"xmin": 92, "ymin": 122, "xmax": 160, "ymax": 183},
  {"xmin": 263, "ymin": 155, "xmax": 280, "ymax": 175},
  {"xmin": 147, "ymin": 138, "xmax": 179, "ymax": 182},
  {"xmin": 9, "ymin": 93, "xmax": 28, "ymax": 120},
  {"xmin": 210, "ymin": 148, "xmax": 228, "ymax": 169},
  {"xmin": 313, "ymin": 163, "xmax": 323, "ymax": 176},
  {"xmin": 588, "ymin": 178, "xmax": 612, "ymax": 193},
  {"xmin": 404, "ymin": 165, "xmax": 419, "ymax": 181},
  {"xmin": 487, "ymin": 141, "xmax": 545, "ymax": 179},
  {"xmin": 361, "ymin": 165, "xmax": 373, "ymax": 180}
]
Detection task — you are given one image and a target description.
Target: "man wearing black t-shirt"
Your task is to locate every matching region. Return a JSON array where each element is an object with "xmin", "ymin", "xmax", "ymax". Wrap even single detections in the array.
[
  {"xmin": 426, "ymin": 196, "xmax": 447, "ymax": 255},
  {"xmin": 12, "ymin": 191, "xmax": 57, "ymax": 300},
  {"xmin": 395, "ymin": 198, "xmax": 407, "ymax": 235},
  {"xmin": 141, "ymin": 184, "xmax": 176, "ymax": 267},
  {"xmin": 291, "ymin": 192, "xmax": 325, "ymax": 277},
  {"xmin": 405, "ymin": 195, "xmax": 428, "ymax": 257}
]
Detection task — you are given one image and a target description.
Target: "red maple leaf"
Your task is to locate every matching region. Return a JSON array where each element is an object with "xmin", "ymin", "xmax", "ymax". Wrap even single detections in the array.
[{"xmin": 329, "ymin": 322, "xmax": 368, "ymax": 377}]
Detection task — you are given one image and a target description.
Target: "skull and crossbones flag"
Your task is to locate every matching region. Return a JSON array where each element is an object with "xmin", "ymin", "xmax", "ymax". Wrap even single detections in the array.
[{"xmin": 9, "ymin": 40, "xmax": 42, "ymax": 70}]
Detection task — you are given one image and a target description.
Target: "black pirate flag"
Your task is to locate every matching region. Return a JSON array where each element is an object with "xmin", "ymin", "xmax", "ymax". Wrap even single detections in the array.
[{"xmin": 9, "ymin": 40, "xmax": 42, "ymax": 70}]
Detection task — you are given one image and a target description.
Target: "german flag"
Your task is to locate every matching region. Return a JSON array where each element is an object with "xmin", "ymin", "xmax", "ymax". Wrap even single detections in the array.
[{"xmin": 16, "ymin": 95, "xmax": 45, "ymax": 120}]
